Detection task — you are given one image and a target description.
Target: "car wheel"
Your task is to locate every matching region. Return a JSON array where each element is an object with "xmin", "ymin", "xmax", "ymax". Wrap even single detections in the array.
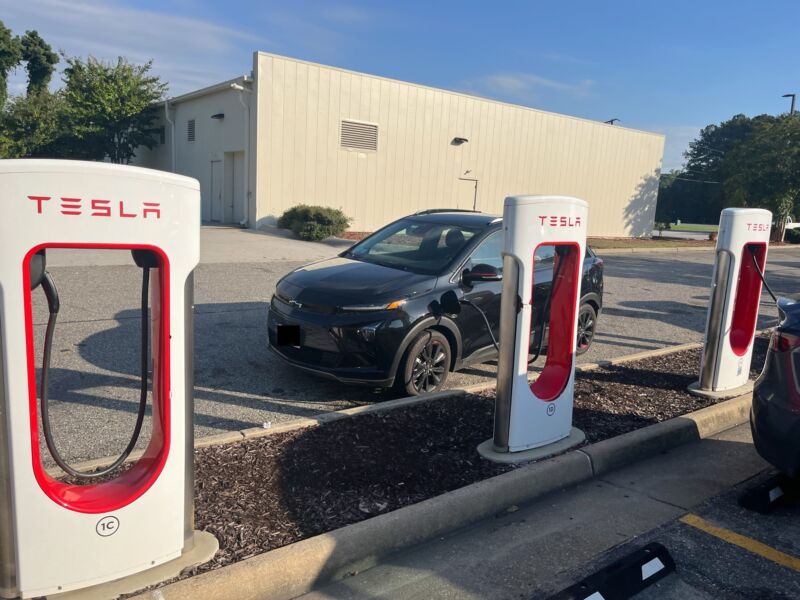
[
  {"xmin": 576, "ymin": 303, "xmax": 597, "ymax": 355},
  {"xmin": 398, "ymin": 330, "xmax": 451, "ymax": 396}
]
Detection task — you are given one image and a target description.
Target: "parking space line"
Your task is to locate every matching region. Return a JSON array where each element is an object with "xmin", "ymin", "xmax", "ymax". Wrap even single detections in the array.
[{"xmin": 679, "ymin": 513, "xmax": 800, "ymax": 572}]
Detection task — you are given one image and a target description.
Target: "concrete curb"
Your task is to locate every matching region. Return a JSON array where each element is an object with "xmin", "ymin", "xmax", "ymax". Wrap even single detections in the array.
[
  {"xmin": 134, "ymin": 393, "xmax": 753, "ymax": 600},
  {"xmin": 134, "ymin": 451, "xmax": 593, "ymax": 600},
  {"xmin": 595, "ymin": 245, "xmax": 713, "ymax": 255},
  {"xmin": 578, "ymin": 394, "xmax": 751, "ymax": 476},
  {"xmin": 575, "ymin": 341, "xmax": 703, "ymax": 372}
]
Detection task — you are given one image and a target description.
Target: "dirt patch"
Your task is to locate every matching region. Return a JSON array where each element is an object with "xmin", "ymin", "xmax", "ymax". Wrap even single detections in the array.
[{"xmin": 185, "ymin": 338, "xmax": 768, "ymax": 576}]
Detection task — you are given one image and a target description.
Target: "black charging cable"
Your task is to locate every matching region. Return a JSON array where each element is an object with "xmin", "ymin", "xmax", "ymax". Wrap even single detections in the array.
[
  {"xmin": 748, "ymin": 245, "xmax": 777, "ymax": 303},
  {"xmin": 460, "ymin": 298, "xmax": 500, "ymax": 351},
  {"xmin": 529, "ymin": 249, "xmax": 567, "ymax": 364},
  {"xmin": 39, "ymin": 265, "xmax": 151, "ymax": 480}
]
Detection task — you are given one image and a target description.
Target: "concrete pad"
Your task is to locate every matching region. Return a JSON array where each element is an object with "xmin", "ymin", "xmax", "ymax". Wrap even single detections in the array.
[
  {"xmin": 301, "ymin": 480, "xmax": 684, "ymax": 600},
  {"xmin": 51, "ymin": 531, "xmax": 218, "ymax": 600},
  {"xmin": 688, "ymin": 380, "xmax": 754, "ymax": 400},
  {"xmin": 476, "ymin": 428, "xmax": 586, "ymax": 464},
  {"xmin": 601, "ymin": 424, "xmax": 769, "ymax": 510}
]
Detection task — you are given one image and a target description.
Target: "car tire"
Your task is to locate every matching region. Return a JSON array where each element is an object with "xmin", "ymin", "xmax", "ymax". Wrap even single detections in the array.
[
  {"xmin": 576, "ymin": 303, "xmax": 597, "ymax": 355},
  {"xmin": 397, "ymin": 330, "xmax": 451, "ymax": 396}
]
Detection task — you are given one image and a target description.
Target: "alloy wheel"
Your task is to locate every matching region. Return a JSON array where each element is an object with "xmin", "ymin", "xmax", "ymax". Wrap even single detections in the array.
[
  {"xmin": 577, "ymin": 307, "xmax": 596, "ymax": 352},
  {"xmin": 411, "ymin": 338, "xmax": 447, "ymax": 393}
]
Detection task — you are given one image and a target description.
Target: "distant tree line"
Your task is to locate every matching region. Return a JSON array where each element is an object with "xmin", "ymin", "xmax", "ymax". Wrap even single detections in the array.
[
  {"xmin": 0, "ymin": 20, "xmax": 166, "ymax": 164},
  {"xmin": 656, "ymin": 113, "xmax": 800, "ymax": 241}
]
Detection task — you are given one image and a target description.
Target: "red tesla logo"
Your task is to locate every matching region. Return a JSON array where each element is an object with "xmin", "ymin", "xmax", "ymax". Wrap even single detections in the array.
[
  {"xmin": 538, "ymin": 215, "xmax": 583, "ymax": 227},
  {"xmin": 27, "ymin": 196, "xmax": 161, "ymax": 219},
  {"xmin": 746, "ymin": 223, "xmax": 770, "ymax": 232}
]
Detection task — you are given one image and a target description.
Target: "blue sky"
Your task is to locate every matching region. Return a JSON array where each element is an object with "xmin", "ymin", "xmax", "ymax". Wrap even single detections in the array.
[{"xmin": 2, "ymin": 0, "xmax": 798, "ymax": 170}]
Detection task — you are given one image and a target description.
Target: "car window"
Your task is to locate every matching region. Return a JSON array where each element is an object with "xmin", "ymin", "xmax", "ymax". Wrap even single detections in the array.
[
  {"xmin": 464, "ymin": 230, "xmax": 503, "ymax": 271},
  {"xmin": 346, "ymin": 218, "xmax": 481, "ymax": 275},
  {"xmin": 534, "ymin": 245, "xmax": 556, "ymax": 265}
]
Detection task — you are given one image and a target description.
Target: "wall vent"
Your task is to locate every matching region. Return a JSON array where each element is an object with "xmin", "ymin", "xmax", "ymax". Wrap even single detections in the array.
[
  {"xmin": 341, "ymin": 120, "xmax": 378, "ymax": 151},
  {"xmin": 187, "ymin": 119, "xmax": 196, "ymax": 142}
]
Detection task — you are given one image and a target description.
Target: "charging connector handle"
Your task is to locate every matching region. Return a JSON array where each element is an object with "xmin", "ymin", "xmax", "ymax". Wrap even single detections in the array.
[{"xmin": 39, "ymin": 267, "xmax": 151, "ymax": 480}]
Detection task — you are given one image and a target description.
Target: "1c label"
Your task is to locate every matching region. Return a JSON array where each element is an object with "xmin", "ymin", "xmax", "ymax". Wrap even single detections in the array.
[{"xmin": 96, "ymin": 516, "xmax": 119, "ymax": 537}]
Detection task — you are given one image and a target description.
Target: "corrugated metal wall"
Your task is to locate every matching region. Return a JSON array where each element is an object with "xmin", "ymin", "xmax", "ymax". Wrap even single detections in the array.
[{"xmin": 253, "ymin": 52, "xmax": 664, "ymax": 237}]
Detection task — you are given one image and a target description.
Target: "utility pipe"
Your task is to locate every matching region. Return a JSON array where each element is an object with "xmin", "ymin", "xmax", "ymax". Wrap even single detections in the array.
[
  {"xmin": 164, "ymin": 98, "xmax": 176, "ymax": 172},
  {"xmin": 231, "ymin": 82, "xmax": 253, "ymax": 228}
]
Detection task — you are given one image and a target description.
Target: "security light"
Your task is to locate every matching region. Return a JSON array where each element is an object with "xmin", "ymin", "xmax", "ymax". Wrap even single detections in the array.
[{"xmin": 451, "ymin": 137, "xmax": 469, "ymax": 146}]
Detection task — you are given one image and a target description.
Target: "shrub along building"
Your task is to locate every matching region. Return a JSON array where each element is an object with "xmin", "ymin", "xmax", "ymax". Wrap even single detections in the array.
[{"xmin": 135, "ymin": 52, "xmax": 665, "ymax": 237}]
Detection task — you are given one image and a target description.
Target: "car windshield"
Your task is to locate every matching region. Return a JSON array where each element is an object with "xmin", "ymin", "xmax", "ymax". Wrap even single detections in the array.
[{"xmin": 344, "ymin": 218, "xmax": 482, "ymax": 275}]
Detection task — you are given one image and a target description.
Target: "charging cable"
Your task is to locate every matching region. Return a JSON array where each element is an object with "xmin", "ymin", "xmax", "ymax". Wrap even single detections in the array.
[
  {"xmin": 748, "ymin": 245, "xmax": 777, "ymax": 303},
  {"xmin": 460, "ymin": 298, "xmax": 500, "ymax": 351},
  {"xmin": 529, "ymin": 249, "xmax": 567, "ymax": 364},
  {"xmin": 39, "ymin": 263, "xmax": 151, "ymax": 480}
]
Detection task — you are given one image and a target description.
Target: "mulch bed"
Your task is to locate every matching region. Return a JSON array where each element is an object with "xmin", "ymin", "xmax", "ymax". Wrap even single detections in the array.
[{"xmin": 187, "ymin": 338, "xmax": 768, "ymax": 576}]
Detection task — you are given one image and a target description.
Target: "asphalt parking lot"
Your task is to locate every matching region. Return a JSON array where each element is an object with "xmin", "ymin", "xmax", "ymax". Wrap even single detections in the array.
[
  {"xmin": 564, "ymin": 468, "xmax": 800, "ymax": 600},
  {"xmin": 28, "ymin": 226, "xmax": 800, "ymax": 464}
]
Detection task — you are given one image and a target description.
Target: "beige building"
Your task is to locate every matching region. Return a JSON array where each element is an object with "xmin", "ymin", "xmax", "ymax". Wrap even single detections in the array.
[{"xmin": 137, "ymin": 52, "xmax": 665, "ymax": 237}]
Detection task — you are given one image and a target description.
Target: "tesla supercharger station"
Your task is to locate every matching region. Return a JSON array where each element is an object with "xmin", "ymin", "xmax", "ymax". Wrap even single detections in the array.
[
  {"xmin": 689, "ymin": 207, "xmax": 772, "ymax": 398},
  {"xmin": 478, "ymin": 195, "xmax": 588, "ymax": 462},
  {"xmin": 0, "ymin": 160, "xmax": 216, "ymax": 598}
]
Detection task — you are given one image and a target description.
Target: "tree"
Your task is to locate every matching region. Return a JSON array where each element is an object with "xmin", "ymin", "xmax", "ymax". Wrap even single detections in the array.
[
  {"xmin": 20, "ymin": 30, "xmax": 58, "ymax": 96},
  {"xmin": 61, "ymin": 56, "xmax": 167, "ymax": 163},
  {"xmin": 722, "ymin": 116, "xmax": 800, "ymax": 241},
  {"xmin": 684, "ymin": 114, "xmax": 776, "ymax": 182},
  {"xmin": 656, "ymin": 114, "xmax": 782, "ymax": 227},
  {"xmin": 0, "ymin": 20, "xmax": 22, "ymax": 108},
  {"xmin": 2, "ymin": 91, "xmax": 67, "ymax": 158}
]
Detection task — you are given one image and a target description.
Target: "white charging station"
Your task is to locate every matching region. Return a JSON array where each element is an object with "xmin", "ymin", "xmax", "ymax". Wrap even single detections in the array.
[
  {"xmin": 689, "ymin": 207, "xmax": 772, "ymax": 398},
  {"xmin": 0, "ymin": 160, "xmax": 215, "ymax": 598},
  {"xmin": 478, "ymin": 195, "xmax": 588, "ymax": 463}
]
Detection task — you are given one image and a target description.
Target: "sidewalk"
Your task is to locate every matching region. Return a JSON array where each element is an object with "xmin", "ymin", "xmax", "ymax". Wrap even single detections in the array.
[{"xmin": 300, "ymin": 423, "xmax": 769, "ymax": 599}]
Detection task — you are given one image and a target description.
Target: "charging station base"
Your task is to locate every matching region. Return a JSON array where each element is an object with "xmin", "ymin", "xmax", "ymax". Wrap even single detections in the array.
[
  {"xmin": 477, "ymin": 428, "xmax": 586, "ymax": 464},
  {"xmin": 48, "ymin": 531, "xmax": 218, "ymax": 600},
  {"xmin": 687, "ymin": 380, "xmax": 754, "ymax": 400}
]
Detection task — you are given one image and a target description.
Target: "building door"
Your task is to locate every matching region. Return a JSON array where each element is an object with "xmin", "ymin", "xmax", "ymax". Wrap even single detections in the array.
[
  {"xmin": 457, "ymin": 177, "xmax": 478, "ymax": 210},
  {"xmin": 210, "ymin": 160, "xmax": 223, "ymax": 222}
]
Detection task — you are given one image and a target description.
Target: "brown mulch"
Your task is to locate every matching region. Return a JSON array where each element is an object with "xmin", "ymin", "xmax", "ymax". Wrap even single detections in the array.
[
  {"xmin": 339, "ymin": 231, "xmax": 371, "ymax": 241},
  {"xmin": 187, "ymin": 338, "xmax": 768, "ymax": 575}
]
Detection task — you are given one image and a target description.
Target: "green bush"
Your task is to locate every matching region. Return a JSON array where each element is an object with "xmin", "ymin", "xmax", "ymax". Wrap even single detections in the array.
[
  {"xmin": 277, "ymin": 205, "xmax": 351, "ymax": 241},
  {"xmin": 654, "ymin": 221, "xmax": 671, "ymax": 237},
  {"xmin": 785, "ymin": 228, "xmax": 800, "ymax": 244}
]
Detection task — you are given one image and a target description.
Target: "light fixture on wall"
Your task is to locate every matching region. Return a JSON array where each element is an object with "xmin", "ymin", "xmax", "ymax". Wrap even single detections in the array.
[
  {"xmin": 451, "ymin": 136, "xmax": 469, "ymax": 146},
  {"xmin": 211, "ymin": 113, "xmax": 225, "ymax": 120}
]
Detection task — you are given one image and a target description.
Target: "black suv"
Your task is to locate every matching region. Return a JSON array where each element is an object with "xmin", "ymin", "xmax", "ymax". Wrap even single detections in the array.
[
  {"xmin": 751, "ymin": 297, "xmax": 800, "ymax": 476},
  {"xmin": 267, "ymin": 210, "xmax": 604, "ymax": 395}
]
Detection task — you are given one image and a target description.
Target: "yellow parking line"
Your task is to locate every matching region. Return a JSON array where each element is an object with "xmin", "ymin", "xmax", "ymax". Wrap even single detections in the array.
[{"xmin": 680, "ymin": 513, "xmax": 800, "ymax": 573}]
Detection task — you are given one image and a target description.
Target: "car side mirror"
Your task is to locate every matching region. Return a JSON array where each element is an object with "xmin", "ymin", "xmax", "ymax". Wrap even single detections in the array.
[
  {"xmin": 463, "ymin": 263, "xmax": 502, "ymax": 286},
  {"xmin": 440, "ymin": 290, "xmax": 462, "ymax": 316}
]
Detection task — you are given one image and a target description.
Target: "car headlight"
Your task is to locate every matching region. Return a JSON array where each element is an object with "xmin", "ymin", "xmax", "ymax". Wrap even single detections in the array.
[{"xmin": 340, "ymin": 300, "xmax": 406, "ymax": 312}]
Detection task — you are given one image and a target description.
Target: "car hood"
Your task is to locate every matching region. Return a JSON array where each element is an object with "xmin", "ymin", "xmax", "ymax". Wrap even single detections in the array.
[{"xmin": 277, "ymin": 256, "xmax": 434, "ymax": 308}]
